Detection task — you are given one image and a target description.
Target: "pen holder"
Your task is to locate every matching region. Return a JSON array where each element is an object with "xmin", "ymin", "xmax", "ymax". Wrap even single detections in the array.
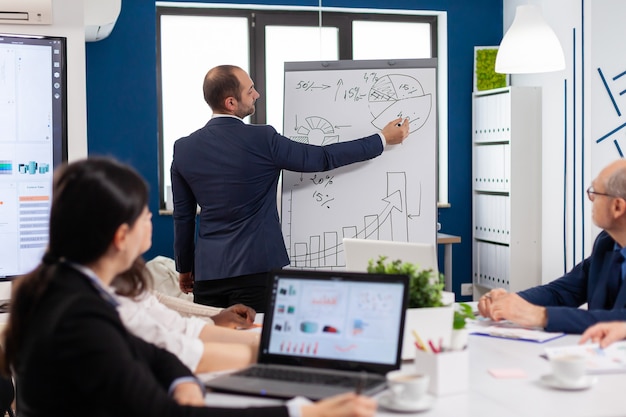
[{"xmin": 414, "ymin": 348, "xmax": 469, "ymax": 396}]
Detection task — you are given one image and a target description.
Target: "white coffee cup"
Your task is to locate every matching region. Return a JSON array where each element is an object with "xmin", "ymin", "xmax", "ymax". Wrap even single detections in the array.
[
  {"xmin": 550, "ymin": 355, "xmax": 586, "ymax": 384},
  {"xmin": 386, "ymin": 370, "xmax": 430, "ymax": 405}
]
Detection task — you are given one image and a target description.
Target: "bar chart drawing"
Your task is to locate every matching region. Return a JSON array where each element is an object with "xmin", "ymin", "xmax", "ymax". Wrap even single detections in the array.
[
  {"xmin": 284, "ymin": 170, "xmax": 426, "ymax": 269},
  {"xmin": 282, "ymin": 59, "xmax": 437, "ymax": 269}
]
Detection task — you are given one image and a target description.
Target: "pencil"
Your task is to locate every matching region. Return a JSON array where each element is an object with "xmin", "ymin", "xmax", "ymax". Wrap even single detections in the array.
[
  {"xmin": 428, "ymin": 339, "xmax": 440, "ymax": 354},
  {"xmin": 412, "ymin": 329, "xmax": 429, "ymax": 352}
]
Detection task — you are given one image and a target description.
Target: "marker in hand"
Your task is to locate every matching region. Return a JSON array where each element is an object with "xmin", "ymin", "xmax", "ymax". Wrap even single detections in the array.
[{"xmin": 396, "ymin": 117, "xmax": 409, "ymax": 127}]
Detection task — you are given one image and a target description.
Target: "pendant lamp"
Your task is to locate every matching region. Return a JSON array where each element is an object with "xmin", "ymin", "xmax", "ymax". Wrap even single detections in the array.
[{"xmin": 495, "ymin": 5, "xmax": 565, "ymax": 74}]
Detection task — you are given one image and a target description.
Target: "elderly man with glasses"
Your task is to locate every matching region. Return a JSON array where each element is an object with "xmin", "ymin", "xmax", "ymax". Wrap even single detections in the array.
[{"xmin": 478, "ymin": 159, "xmax": 626, "ymax": 334}]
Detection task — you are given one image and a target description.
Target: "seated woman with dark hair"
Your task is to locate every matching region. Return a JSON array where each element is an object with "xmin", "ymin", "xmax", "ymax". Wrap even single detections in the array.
[{"xmin": 1, "ymin": 157, "xmax": 376, "ymax": 417}]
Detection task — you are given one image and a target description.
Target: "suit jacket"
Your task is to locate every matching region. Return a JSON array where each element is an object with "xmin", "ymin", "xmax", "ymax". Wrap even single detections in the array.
[
  {"xmin": 518, "ymin": 231, "xmax": 626, "ymax": 333},
  {"xmin": 171, "ymin": 116, "xmax": 383, "ymax": 281},
  {"xmin": 16, "ymin": 264, "xmax": 288, "ymax": 417}
]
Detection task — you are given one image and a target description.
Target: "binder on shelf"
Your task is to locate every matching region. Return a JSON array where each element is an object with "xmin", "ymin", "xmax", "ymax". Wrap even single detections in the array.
[{"xmin": 472, "ymin": 87, "xmax": 541, "ymax": 297}]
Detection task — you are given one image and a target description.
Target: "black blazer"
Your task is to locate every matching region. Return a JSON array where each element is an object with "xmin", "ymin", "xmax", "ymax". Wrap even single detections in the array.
[
  {"xmin": 519, "ymin": 231, "xmax": 626, "ymax": 333},
  {"xmin": 171, "ymin": 116, "xmax": 384, "ymax": 281},
  {"xmin": 15, "ymin": 264, "xmax": 288, "ymax": 417}
]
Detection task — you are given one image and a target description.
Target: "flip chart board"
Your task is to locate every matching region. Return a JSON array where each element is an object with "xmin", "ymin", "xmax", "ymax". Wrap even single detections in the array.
[{"xmin": 281, "ymin": 59, "xmax": 437, "ymax": 269}]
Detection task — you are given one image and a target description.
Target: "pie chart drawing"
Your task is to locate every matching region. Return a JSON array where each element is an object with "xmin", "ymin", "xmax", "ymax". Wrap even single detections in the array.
[
  {"xmin": 368, "ymin": 74, "xmax": 432, "ymax": 133},
  {"xmin": 290, "ymin": 116, "xmax": 340, "ymax": 145}
]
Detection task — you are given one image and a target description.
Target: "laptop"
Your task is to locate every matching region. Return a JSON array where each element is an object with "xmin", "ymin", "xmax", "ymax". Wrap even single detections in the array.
[
  {"xmin": 343, "ymin": 238, "xmax": 438, "ymax": 274},
  {"xmin": 204, "ymin": 268, "xmax": 409, "ymax": 400}
]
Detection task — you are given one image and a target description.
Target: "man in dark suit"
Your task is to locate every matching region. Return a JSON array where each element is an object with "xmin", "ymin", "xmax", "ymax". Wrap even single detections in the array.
[
  {"xmin": 478, "ymin": 159, "xmax": 626, "ymax": 334},
  {"xmin": 171, "ymin": 65, "xmax": 410, "ymax": 312}
]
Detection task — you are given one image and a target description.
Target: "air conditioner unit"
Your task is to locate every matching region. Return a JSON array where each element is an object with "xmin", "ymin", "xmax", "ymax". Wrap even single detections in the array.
[
  {"xmin": 85, "ymin": 0, "xmax": 121, "ymax": 42},
  {"xmin": 0, "ymin": 0, "xmax": 52, "ymax": 25}
]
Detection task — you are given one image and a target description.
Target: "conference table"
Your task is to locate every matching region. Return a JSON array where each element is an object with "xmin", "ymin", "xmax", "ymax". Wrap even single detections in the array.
[{"xmin": 204, "ymin": 327, "xmax": 626, "ymax": 416}]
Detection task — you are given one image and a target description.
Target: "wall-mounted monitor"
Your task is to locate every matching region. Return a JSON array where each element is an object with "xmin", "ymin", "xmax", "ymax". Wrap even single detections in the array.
[{"xmin": 0, "ymin": 33, "xmax": 68, "ymax": 280}]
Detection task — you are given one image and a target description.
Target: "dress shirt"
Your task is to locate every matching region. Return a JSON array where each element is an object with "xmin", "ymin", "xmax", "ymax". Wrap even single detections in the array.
[{"xmin": 116, "ymin": 292, "xmax": 207, "ymax": 371}]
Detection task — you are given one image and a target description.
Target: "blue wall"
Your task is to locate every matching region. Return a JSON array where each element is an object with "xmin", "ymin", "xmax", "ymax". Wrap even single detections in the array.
[{"xmin": 85, "ymin": 0, "xmax": 502, "ymax": 300}]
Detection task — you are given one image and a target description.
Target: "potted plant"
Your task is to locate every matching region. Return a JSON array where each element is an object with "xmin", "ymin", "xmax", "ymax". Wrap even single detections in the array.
[
  {"xmin": 451, "ymin": 302, "xmax": 476, "ymax": 350},
  {"xmin": 453, "ymin": 302, "xmax": 476, "ymax": 330},
  {"xmin": 367, "ymin": 256, "xmax": 444, "ymax": 308},
  {"xmin": 367, "ymin": 256, "xmax": 452, "ymax": 359}
]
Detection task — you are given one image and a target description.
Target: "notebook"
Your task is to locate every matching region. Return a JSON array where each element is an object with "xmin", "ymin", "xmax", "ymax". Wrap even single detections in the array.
[{"xmin": 204, "ymin": 268, "xmax": 409, "ymax": 400}]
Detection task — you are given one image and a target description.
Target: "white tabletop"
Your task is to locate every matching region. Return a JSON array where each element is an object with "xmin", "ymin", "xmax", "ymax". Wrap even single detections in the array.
[
  {"xmin": 391, "ymin": 334, "xmax": 623, "ymax": 417},
  {"xmin": 205, "ymin": 331, "xmax": 625, "ymax": 416}
]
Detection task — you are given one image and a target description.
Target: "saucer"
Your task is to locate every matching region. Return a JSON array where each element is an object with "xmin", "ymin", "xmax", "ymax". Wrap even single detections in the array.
[
  {"xmin": 540, "ymin": 374, "xmax": 598, "ymax": 391},
  {"xmin": 378, "ymin": 393, "xmax": 435, "ymax": 413}
]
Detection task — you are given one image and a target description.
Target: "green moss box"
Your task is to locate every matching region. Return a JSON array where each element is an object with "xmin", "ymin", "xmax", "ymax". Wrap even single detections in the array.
[{"xmin": 474, "ymin": 46, "xmax": 509, "ymax": 92}]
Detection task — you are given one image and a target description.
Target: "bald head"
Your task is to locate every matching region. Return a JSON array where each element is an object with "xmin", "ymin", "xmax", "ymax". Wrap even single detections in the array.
[
  {"xmin": 602, "ymin": 159, "xmax": 626, "ymax": 199},
  {"xmin": 202, "ymin": 65, "xmax": 243, "ymax": 113}
]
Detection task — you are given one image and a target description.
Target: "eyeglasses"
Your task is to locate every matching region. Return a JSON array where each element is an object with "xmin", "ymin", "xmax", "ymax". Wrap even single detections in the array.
[{"xmin": 586, "ymin": 186, "xmax": 617, "ymax": 200}]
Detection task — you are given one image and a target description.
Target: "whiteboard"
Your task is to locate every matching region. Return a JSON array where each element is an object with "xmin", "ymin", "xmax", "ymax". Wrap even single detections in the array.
[{"xmin": 281, "ymin": 59, "xmax": 437, "ymax": 269}]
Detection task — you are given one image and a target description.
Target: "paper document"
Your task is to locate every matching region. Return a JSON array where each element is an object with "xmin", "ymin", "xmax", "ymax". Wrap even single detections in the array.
[
  {"xmin": 545, "ymin": 341, "xmax": 626, "ymax": 374},
  {"xmin": 469, "ymin": 320, "xmax": 565, "ymax": 343}
]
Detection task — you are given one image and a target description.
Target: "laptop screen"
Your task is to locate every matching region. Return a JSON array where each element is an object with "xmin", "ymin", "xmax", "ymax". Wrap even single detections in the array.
[{"xmin": 259, "ymin": 269, "xmax": 408, "ymax": 373}]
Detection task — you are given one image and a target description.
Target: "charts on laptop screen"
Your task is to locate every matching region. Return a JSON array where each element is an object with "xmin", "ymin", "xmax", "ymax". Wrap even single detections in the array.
[
  {"xmin": 266, "ymin": 275, "xmax": 406, "ymax": 365},
  {"xmin": 0, "ymin": 33, "xmax": 67, "ymax": 279}
]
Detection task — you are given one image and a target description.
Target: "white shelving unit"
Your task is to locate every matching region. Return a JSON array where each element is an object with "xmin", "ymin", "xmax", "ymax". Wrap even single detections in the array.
[{"xmin": 472, "ymin": 86, "xmax": 542, "ymax": 299}]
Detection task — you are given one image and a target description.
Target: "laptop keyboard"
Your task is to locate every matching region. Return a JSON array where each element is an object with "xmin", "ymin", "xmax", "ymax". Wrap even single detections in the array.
[{"xmin": 234, "ymin": 366, "xmax": 384, "ymax": 389}]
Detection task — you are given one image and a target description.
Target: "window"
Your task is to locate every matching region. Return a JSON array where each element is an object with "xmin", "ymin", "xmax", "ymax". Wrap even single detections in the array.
[
  {"xmin": 264, "ymin": 25, "xmax": 339, "ymax": 130},
  {"xmin": 156, "ymin": 4, "xmax": 446, "ymax": 210}
]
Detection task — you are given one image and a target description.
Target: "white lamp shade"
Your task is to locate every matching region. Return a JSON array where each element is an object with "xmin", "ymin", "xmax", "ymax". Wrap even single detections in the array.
[{"xmin": 495, "ymin": 5, "xmax": 565, "ymax": 74}]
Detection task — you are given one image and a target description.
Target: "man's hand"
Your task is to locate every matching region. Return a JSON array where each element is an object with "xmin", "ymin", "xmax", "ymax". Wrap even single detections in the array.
[
  {"xmin": 179, "ymin": 272, "xmax": 194, "ymax": 294},
  {"xmin": 477, "ymin": 288, "xmax": 508, "ymax": 319},
  {"xmin": 478, "ymin": 289, "xmax": 547, "ymax": 328},
  {"xmin": 580, "ymin": 321, "xmax": 626, "ymax": 348},
  {"xmin": 211, "ymin": 304, "xmax": 257, "ymax": 329},
  {"xmin": 381, "ymin": 117, "xmax": 410, "ymax": 145}
]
